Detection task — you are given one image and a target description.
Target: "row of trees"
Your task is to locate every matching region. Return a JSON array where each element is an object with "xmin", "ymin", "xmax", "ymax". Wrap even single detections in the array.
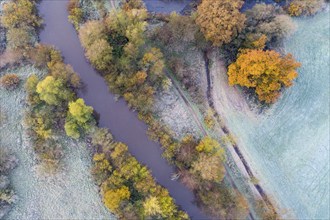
[
  {"xmin": 90, "ymin": 128, "xmax": 188, "ymax": 219},
  {"xmin": 77, "ymin": 0, "xmax": 171, "ymax": 114},
  {"xmin": 74, "ymin": 0, "xmax": 252, "ymax": 218},
  {"xmin": 149, "ymin": 1, "xmax": 283, "ymax": 218},
  {"xmin": 24, "ymin": 45, "xmax": 95, "ymax": 170}
]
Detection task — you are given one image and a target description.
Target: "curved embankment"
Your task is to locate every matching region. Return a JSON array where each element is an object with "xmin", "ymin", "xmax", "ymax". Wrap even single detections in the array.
[{"xmin": 38, "ymin": 1, "xmax": 208, "ymax": 219}]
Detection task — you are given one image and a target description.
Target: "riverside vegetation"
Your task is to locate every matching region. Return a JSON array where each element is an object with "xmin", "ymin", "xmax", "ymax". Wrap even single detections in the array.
[
  {"xmin": 67, "ymin": 0, "xmax": 327, "ymax": 218},
  {"xmin": 1, "ymin": 0, "xmax": 325, "ymax": 218},
  {"xmin": 71, "ymin": 0, "xmax": 254, "ymax": 219},
  {"xmin": 1, "ymin": 0, "xmax": 186, "ymax": 219}
]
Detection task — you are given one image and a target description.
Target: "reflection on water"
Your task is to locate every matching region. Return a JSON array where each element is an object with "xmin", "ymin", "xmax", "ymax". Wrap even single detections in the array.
[{"xmin": 221, "ymin": 9, "xmax": 330, "ymax": 219}]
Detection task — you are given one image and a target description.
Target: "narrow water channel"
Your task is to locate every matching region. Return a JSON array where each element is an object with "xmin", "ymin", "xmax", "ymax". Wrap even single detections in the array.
[{"xmin": 38, "ymin": 0, "xmax": 208, "ymax": 219}]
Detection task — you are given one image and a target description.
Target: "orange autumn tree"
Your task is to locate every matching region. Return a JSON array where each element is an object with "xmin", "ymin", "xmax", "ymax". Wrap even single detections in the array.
[
  {"xmin": 195, "ymin": 0, "xmax": 246, "ymax": 46},
  {"xmin": 228, "ymin": 50, "xmax": 301, "ymax": 103}
]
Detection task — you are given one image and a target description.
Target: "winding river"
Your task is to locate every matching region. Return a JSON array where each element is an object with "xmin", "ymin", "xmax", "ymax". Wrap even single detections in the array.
[
  {"xmin": 38, "ymin": 0, "xmax": 208, "ymax": 219},
  {"xmin": 216, "ymin": 8, "xmax": 330, "ymax": 219}
]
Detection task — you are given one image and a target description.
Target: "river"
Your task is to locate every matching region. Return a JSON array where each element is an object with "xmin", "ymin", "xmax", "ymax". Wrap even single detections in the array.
[
  {"xmin": 38, "ymin": 0, "xmax": 208, "ymax": 219},
  {"xmin": 216, "ymin": 8, "xmax": 330, "ymax": 219}
]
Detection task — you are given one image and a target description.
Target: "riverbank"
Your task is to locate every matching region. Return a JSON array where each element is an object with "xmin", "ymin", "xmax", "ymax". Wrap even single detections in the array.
[
  {"xmin": 0, "ymin": 65, "xmax": 113, "ymax": 219},
  {"xmin": 38, "ymin": 0, "xmax": 209, "ymax": 218}
]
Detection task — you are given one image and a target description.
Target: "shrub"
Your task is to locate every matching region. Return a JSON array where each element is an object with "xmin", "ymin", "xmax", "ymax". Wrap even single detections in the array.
[
  {"xmin": 65, "ymin": 98, "xmax": 95, "ymax": 139},
  {"xmin": 6, "ymin": 27, "xmax": 32, "ymax": 50},
  {"xmin": 0, "ymin": 74, "xmax": 20, "ymax": 90}
]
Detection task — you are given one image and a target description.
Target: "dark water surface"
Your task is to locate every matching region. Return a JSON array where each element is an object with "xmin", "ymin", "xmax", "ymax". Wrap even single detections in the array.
[
  {"xmin": 144, "ymin": 0, "xmax": 191, "ymax": 14},
  {"xmin": 38, "ymin": 0, "xmax": 208, "ymax": 219}
]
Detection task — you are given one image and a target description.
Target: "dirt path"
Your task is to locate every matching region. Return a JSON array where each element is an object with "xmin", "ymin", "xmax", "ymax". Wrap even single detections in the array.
[{"xmin": 205, "ymin": 51, "xmax": 276, "ymax": 211}]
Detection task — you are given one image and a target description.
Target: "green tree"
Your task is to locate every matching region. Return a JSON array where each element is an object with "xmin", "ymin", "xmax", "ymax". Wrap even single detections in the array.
[
  {"xmin": 65, "ymin": 98, "xmax": 94, "ymax": 139},
  {"xmin": 36, "ymin": 76, "xmax": 74, "ymax": 105}
]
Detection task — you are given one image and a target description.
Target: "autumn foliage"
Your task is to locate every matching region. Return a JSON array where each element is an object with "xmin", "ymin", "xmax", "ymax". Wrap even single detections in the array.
[
  {"xmin": 228, "ymin": 50, "xmax": 301, "ymax": 103},
  {"xmin": 0, "ymin": 74, "xmax": 20, "ymax": 90},
  {"xmin": 287, "ymin": 0, "xmax": 324, "ymax": 16},
  {"xmin": 195, "ymin": 0, "xmax": 246, "ymax": 46}
]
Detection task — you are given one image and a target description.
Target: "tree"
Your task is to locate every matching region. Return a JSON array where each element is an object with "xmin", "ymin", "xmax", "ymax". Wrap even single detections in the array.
[
  {"xmin": 79, "ymin": 20, "xmax": 106, "ymax": 49},
  {"xmin": 36, "ymin": 76, "xmax": 74, "ymax": 105},
  {"xmin": 155, "ymin": 12, "xmax": 198, "ymax": 50},
  {"xmin": 25, "ymin": 74, "xmax": 40, "ymax": 105},
  {"xmin": 287, "ymin": 0, "xmax": 324, "ymax": 16},
  {"xmin": 91, "ymin": 128, "xmax": 114, "ymax": 149},
  {"xmin": 65, "ymin": 98, "xmax": 94, "ymax": 139},
  {"xmin": 68, "ymin": 0, "xmax": 83, "ymax": 30},
  {"xmin": 195, "ymin": 0, "xmax": 246, "ymax": 46},
  {"xmin": 197, "ymin": 185, "xmax": 249, "ymax": 219},
  {"xmin": 196, "ymin": 136, "xmax": 225, "ymax": 159},
  {"xmin": 86, "ymin": 39, "xmax": 113, "ymax": 71},
  {"xmin": 0, "ymin": 74, "xmax": 20, "ymax": 90},
  {"xmin": 143, "ymin": 196, "xmax": 162, "ymax": 217},
  {"xmin": 0, "ymin": 0, "xmax": 41, "ymax": 29},
  {"xmin": 103, "ymin": 186, "xmax": 130, "ymax": 212},
  {"xmin": 141, "ymin": 48, "xmax": 165, "ymax": 81},
  {"xmin": 192, "ymin": 153, "xmax": 226, "ymax": 182},
  {"xmin": 244, "ymin": 4, "xmax": 295, "ymax": 44},
  {"xmin": 6, "ymin": 27, "xmax": 32, "ymax": 50},
  {"xmin": 228, "ymin": 49, "xmax": 301, "ymax": 103}
]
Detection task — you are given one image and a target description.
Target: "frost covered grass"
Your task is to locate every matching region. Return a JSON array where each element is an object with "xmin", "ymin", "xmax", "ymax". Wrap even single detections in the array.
[
  {"xmin": 211, "ymin": 9, "xmax": 330, "ymax": 219},
  {"xmin": 154, "ymin": 87, "xmax": 201, "ymax": 139},
  {"xmin": 0, "ymin": 65, "xmax": 114, "ymax": 219}
]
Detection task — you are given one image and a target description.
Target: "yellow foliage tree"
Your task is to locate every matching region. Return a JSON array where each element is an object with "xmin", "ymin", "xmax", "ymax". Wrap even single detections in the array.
[
  {"xmin": 287, "ymin": 0, "xmax": 323, "ymax": 16},
  {"xmin": 195, "ymin": 0, "xmax": 246, "ymax": 46},
  {"xmin": 103, "ymin": 186, "xmax": 130, "ymax": 211},
  {"xmin": 143, "ymin": 196, "xmax": 162, "ymax": 217},
  {"xmin": 228, "ymin": 49, "xmax": 301, "ymax": 103},
  {"xmin": 196, "ymin": 136, "xmax": 225, "ymax": 160},
  {"xmin": 192, "ymin": 153, "xmax": 226, "ymax": 182},
  {"xmin": 0, "ymin": 0, "xmax": 41, "ymax": 29}
]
